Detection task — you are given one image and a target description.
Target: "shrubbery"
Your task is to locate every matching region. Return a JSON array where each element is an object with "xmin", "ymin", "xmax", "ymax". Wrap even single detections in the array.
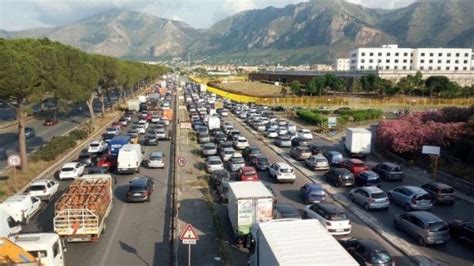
[
  {"xmin": 337, "ymin": 109, "xmax": 383, "ymax": 122},
  {"xmin": 69, "ymin": 129, "xmax": 88, "ymax": 141},
  {"xmin": 296, "ymin": 108, "xmax": 383, "ymax": 128},
  {"xmin": 296, "ymin": 109, "xmax": 326, "ymax": 125},
  {"xmin": 30, "ymin": 129, "xmax": 90, "ymax": 162}
]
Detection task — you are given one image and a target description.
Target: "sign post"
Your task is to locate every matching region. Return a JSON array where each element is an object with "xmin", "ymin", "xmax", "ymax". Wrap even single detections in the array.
[
  {"xmin": 422, "ymin": 145, "xmax": 440, "ymax": 180},
  {"xmin": 7, "ymin": 155, "xmax": 21, "ymax": 191},
  {"xmin": 180, "ymin": 223, "xmax": 199, "ymax": 266}
]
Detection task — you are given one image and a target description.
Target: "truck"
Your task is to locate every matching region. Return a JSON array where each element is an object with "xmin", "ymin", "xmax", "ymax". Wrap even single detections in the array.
[
  {"xmin": 227, "ymin": 181, "xmax": 273, "ymax": 244},
  {"xmin": 117, "ymin": 144, "xmax": 143, "ymax": 174},
  {"xmin": 127, "ymin": 99, "xmax": 140, "ymax": 112},
  {"xmin": 162, "ymin": 109, "xmax": 173, "ymax": 125},
  {"xmin": 199, "ymin": 84, "xmax": 207, "ymax": 93},
  {"xmin": 208, "ymin": 116, "xmax": 221, "ymax": 131},
  {"xmin": 1, "ymin": 233, "xmax": 66, "ymax": 266},
  {"xmin": 248, "ymin": 219, "xmax": 358, "ymax": 266},
  {"xmin": 0, "ymin": 195, "xmax": 41, "ymax": 225},
  {"xmin": 53, "ymin": 174, "xmax": 113, "ymax": 242},
  {"xmin": 344, "ymin": 128, "xmax": 372, "ymax": 158},
  {"xmin": 108, "ymin": 135, "xmax": 131, "ymax": 156}
]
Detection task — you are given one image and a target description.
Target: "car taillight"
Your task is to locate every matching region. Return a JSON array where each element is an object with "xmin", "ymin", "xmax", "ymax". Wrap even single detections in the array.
[{"xmin": 326, "ymin": 221, "xmax": 332, "ymax": 226}]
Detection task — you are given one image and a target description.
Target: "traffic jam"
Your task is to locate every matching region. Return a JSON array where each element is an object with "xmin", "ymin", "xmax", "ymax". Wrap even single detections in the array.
[{"xmin": 183, "ymin": 80, "xmax": 474, "ymax": 266}]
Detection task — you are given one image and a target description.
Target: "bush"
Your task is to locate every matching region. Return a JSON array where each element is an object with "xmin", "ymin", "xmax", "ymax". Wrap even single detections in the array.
[
  {"xmin": 69, "ymin": 129, "xmax": 88, "ymax": 141},
  {"xmin": 337, "ymin": 109, "xmax": 383, "ymax": 122},
  {"xmin": 296, "ymin": 109, "xmax": 326, "ymax": 125},
  {"xmin": 31, "ymin": 135, "xmax": 77, "ymax": 162}
]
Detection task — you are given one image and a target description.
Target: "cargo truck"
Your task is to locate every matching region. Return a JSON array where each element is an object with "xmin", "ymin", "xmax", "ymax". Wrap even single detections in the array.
[
  {"xmin": 208, "ymin": 116, "xmax": 221, "ymax": 131},
  {"xmin": 248, "ymin": 219, "xmax": 358, "ymax": 266},
  {"xmin": 227, "ymin": 181, "xmax": 273, "ymax": 244},
  {"xmin": 54, "ymin": 174, "xmax": 113, "ymax": 242},
  {"xmin": 344, "ymin": 128, "xmax": 372, "ymax": 158},
  {"xmin": 127, "ymin": 99, "xmax": 140, "ymax": 112}
]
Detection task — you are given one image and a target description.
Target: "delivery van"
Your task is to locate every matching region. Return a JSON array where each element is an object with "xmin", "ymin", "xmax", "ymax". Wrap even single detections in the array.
[
  {"xmin": 117, "ymin": 144, "xmax": 143, "ymax": 174},
  {"xmin": 0, "ymin": 195, "xmax": 41, "ymax": 224},
  {"xmin": 0, "ymin": 209, "xmax": 21, "ymax": 237}
]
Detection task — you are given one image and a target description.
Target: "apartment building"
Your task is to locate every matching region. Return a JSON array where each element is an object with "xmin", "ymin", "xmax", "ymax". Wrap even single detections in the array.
[{"xmin": 335, "ymin": 58, "xmax": 350, "ymax": 71}]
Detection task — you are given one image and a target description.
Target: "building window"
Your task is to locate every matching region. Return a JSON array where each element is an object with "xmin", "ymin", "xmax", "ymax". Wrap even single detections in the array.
[
  {"xmin": 437, "ymin": 66, "xmax": 441, "ymax": 70},
  {"xmin": 411, "ymin": 53, "xmax": 414, "ymax": 57},
  {"xmin": 404, "ymin": 53, "xmax": 408, "ymax": 56},
  {"xmin": 385, "ymin": 66, "xmax": 390, "ymax": 70},
  {"xmin": 386, "ymin": 59, "xmax": 390, "ymax": 63},
  {"xmin": 361, "ymin": 52, "xmax": 365, "ymax": 56},
  {"xmin": 369, "ymin": 59, "xmax": 373, "ymax": 63},
  {"xmin": 455, "ymin": 67, "xmax": 459, "ymax": 70},
  {"xmin": 429, "ymin": 66, "xmax": 433, "ymax": 70},
  {"xmin": 447, "ymin": 53, "xmax": 451, "ymax": 57},
  {"xmin": 464, "ymin": 60, "xmax": 468, "ymax": 64},
  {"xmin": 410, "ymin": 60, "xmax": 413, "ymax": 63},
  {"xmin": 465, "ymin": 53, "xmax": 469, "ymax": 57},
  {"xmin": 447, "ymin": 60, "xmax": 451, "ymax": 63},
  {"xmin": 403, "ymin": 59, "xmax": 407, "ymax": 63},
  {"xmin": 394, "ymin": 66, "xmax": 398, "ymax": 70},
  {"xmin": 351, "ymin": 53, "xmax": 356, "ymax": 57},
  {"xmin": 395, "ymin": 59, "xmax": 399, "ymax": 63},
  {"xmin": 351, "ymin": 60, "xmax": 356, "ymax": 64},
  {"xmin": 430, "ymin": 53, "xmax": 434, "ymax": 57},
  {"xmin": 438, "ymin": 53, "xmax": 442, "ymax": 57},
  {"xmin": 421, "ymin": 59, "xmax": 425, "ymax": 63},
  {"xmin": 420, "ymin": 66, "xmax": 424, "ymax": 70},
  {"xmin": 395, "ymin": 53, "xmax": 399, "ymax": 56},
  {"xmin": 464, "ymin": 67, "xmax": 468, "ymax": 70},
  {"xmin": 438, "ymin": 60, "xmax": 442, "ymax": 63},
  {"xmin": 378, "ymin": 59, "xmax": 382, "ymax": 63},
  {"xmin": 360, "ymin": 66, "xmax": 365, "ymax": 70},
  {"xmin": 361, "ymin": 59, "xmax": 365, "ymax": 63},
  {"xmin": 455, "ymin": 60, "xmax": 459, "ymax": 64},
  {"xmin": 378, "ymin": 53, "xmax": 382, "ymax": 56},
  {"xmin": 446, "ymin": 67, "xmax": 450, "ymax": 70},
  {"xmin": 403, "ymin": 66, "xmax": 407, "ymax": 70},
  {"xmin": 429, "ymin": 60, "xmax": 433, "ymax": 63},
  {"xmin": 369, "ymin": 53, "xmax": 374, "ymax": 56},
  {"xmin": 387, "ymin": 53, "xmax": 391, "ymax": 56},
  {"xmin": 456, "ymin": 53, "xmax": 460, "ymax": 57},
  {"xmin": 369, "ymin": 66, "xmax": 373, "ymax": 70},
  {"xmin": 421, "ymin": 53, "xmax": 425, "ymax": 56}
]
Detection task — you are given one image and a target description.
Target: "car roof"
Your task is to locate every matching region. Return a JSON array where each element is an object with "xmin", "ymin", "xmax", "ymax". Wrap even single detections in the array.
[
  {"xmin": 333, "ymin": 168, "xmax": 352, "ymax": 174},
  {"xmin": 203, "ymin": 143, "xmax": 216, "ymax": 147},
  {"xmin": 328, "ymin": 151, "xmax": 342, "ymax": 156},
  {"xmin": 400, "ymin": 186, "xmax": 428, "ymax": 194},
  {"xmin": 90, "ymin": 140, "xmax": 101, "ymax": 144},
  {"xmin": 380, "ymin": 162, "xmax": 399, "ymax": 168},
  {"xmin": 356, "ymin": 238, "xmax": 387, "ymax": 252},
  {"xmin": 306, "ymin": 183, "xmax": 323, "ymax": 190},
  {"xmin": 426, "ymin": 182, "xmax": 452, "ymax": 189},
  {"xmin": 150, "ymin": 152, "xmax": 163, "ymax": 157},
  {"xmin": 130, "ymin": 177, "xmax": 150, "ymax": 186},
  {"xmin": 317, "ymin": 203, "xmax": 344, "ymax": 214},
  {"xmin": 409, "ymin": 211, "xmax": 444, "ymax": 222},
  {"xmin": 63, "ymin": 162, "xmax": 78, "ymax": 167},
  {"xmin": 208, "ymin": 156, "xmax": 222, "ymax": 161},
  {"xmin": 359, "ymin": 186, "xmax": 384, "ymax": 194},
  {"xmin": 275, "ymin": 203, "xmax": 299, "ymax": 215},
  {"xmin": 275, "ymin": 162, "xmax": 291, "ymax": 168},
  {"xmin": 30, "ymin": 179, "xmax": 52, "ymax": 186},
  {"xmin": 311, "ymin": 154, "xmax": 326, "ymax": 159},
  {"xmin": 242, "ymin": 166, "xmax": 256, "ymax": 171}
]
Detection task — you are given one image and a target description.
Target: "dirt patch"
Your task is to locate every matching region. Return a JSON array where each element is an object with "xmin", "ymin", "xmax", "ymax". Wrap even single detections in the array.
[{"xmin": 215, "ymin": 82, "xmax": 284, "ymax": 97}]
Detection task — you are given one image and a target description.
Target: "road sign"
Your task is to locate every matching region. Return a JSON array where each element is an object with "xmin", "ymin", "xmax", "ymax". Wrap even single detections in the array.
[
  {"xmin": 328, "ymin": 117, "xmax": 337, "ymax": 129},
  {"xmin": 177, "ymin": 156, "xmax": 186, "ymax": 167},
  {"xmin": 182, "ymin": 239, "xmax": 196, "ymax": 245},
  {"xmin": 422, "ymin": 145, "xmax": 440, "ymax": 156},
  {"xmin": 180, "ymin": 223, "xmax": 199, "ymax": 241},
  {"xmin": 7, "ymin": 155, "xmax": 21, "ymax": 167}
]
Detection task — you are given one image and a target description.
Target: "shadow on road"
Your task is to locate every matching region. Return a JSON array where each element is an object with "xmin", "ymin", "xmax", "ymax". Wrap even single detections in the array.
[{"xmin": 119, "ymin": 241, "xmax": 150, "ymax": 266}]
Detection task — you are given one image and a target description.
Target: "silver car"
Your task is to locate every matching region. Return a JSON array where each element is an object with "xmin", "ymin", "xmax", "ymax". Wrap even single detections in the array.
[
  {"xmin": 274, "ymin": 135, "xmax": 292, "ymax": 147},
  {"xmin": 205, "ymin": 156, "xmax": 224, "ymax": 173},
  {"xmin": 219, "ymin": 147, "xmax": 235, "ymax": 162},
  {"xmin": 147, "ymin": 152, "xmax": 165, "ymax": 168},
  {"xmin": 388, "ymin": 186, "xmax": 433, "ymax": 211},
  {"xmin": 394, "ymin": 211, "xmax": 450, "ymax": 246},
  {"xmin": 227, "ymin": 156, "xmax": 246, "ymax": 172},
  {"xmin": 349, "ymin": 186, "xmax": 390, "ymax": 211},
  {"xmin": 305, "ymin": 155, "xmax": 329, "ymax": 171},
  {"xmin": 202, "ymin": 143, "xmax": 217, "ymax": 156}
]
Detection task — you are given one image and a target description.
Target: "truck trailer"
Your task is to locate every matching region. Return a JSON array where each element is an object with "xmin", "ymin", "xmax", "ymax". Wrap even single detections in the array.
[
  {"xmin": 54, "ymin": 174, "xmax": 113, "ymax": 242},
  {"xmin": 344, "ymin": 128, "xmax": 372, "ymax": 158},
  {"xmin": 227, "ymin": 181, "xmax": 273, "ymax": 244},
  {"xmin": 127, "ymin": 99, "xmax": 140, "ymax": 112},
  {"xmin": 249, "ymin": 219, "xmax": 358, "ymax": 266}
]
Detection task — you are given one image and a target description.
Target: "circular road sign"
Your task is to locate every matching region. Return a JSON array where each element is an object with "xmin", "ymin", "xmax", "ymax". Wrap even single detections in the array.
[
  {"xmin": 7, "ymin": 155, "xmax": 21, "ymax": 167},
  {"xmin": 177, "ymin": 156, "xmax": 186, "ymax": 167}
]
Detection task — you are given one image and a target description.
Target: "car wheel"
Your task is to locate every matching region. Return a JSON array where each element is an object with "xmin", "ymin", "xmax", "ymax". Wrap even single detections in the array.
[
  {"xmin": 364, "ymin": 203, "xmax": 370, "ymax": 211},
  {"xmin": 417, "ymin": 236, "xmax": 426, "ymax": 246},
  {"xmin": 404, "ymin": 203, "xmax": 411, "ymax": 211}
]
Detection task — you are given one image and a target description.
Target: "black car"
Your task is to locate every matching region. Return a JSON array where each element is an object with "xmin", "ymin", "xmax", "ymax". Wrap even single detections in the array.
[
  {"xmin": 372, "ymin": 162, "xmax": 404, "ymax": 181},
  {"xmin": 249, "ymin": 155, "xmax": 269, "ymax": 171},
  {"xmin": 144, "ymin": 134, "xmax": 158, "ymax": 146},
  {"xmin": 273, "ymin": 203, "xmax": 301, "ymax": 219},
  {"xmin": 308, "ymin": 144, "xmax": 325, "ymax": 155},
  {"xmin": 242, "ymin": 146, "xmax": 262, "ymax": 161},
  {"xmin": 449, "ymin": 220, "xmax": 474, "ymax": 245},
  {"xmin": 213, "ymin": 133, "xmax": 227, "ymax": 144},
  {"xmin": 324, "ymin": 168, "xmax": 355, "ymax": 187},
  {"xmin": 339, "ymin": 238, "xmax": 394, "ymax": 266},
  {"xmin": 291, "ymin": 137, "xmax": 310, "ymax": 147},
  {"xmin": 78, "ymin": 150, "xmax": 96, "ymax": 167},
  {"xmin": 25, "ymin": 127, "xmax": 36, "ymax": 139},
  {"xmin": 102, "ymin": 133, "xmax": 116, "ymax": 143},
  {"xmin": 210, "ymin": 169, "xmax": 231, "ymax": 189},
  {"xmin": 87, "ymin": 166, "xmax": 109, "ymax": 175},
  {"xmin": 355, "ymin": 171, "xmax": 381, "ymax": 186},
  {"xmin": 127, "ymin": 176, "xmax": 154, "ymax": 202}
]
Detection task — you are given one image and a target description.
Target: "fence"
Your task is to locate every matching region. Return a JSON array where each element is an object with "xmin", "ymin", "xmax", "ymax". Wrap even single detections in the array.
[{"xmin": 190, "ymin": 77, "xmax": 474, "ymax": 108}]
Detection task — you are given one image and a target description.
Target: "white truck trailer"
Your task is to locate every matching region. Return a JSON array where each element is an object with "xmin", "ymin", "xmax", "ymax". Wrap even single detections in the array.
[
  {"xmin": 249, "ymin": 219, "xmax": 358, "ymax": 266},
  {"xmin": 227, "ymin": 181, "xmax": 274, "ymax": 244},
  {"xmin": 127, "ymin": 99, "xmax": 140, "ymax": 112},
  {"xmin": 54, "ymin": 174, "xmax": 113, "ymax": 242},
  {"xmin": 344, "ymin": 128, "xmax": 372, "ymax": 158},
  {"xmin": 207, "ymin": 116, "xmax": 221, "ymax": 131}
]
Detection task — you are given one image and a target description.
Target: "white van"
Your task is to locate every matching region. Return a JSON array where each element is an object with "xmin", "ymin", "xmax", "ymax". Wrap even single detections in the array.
[
  {"xmin": 0, "ymin": 195, "xmax": 41, "ymax": 224},
  {"xmin": 0, "ymin": 208, "xmax": 21, "ymax": 237},
  {"xmin": 117, "ymin": 144, "xmax": 143, "ymax": 174},
  {"xmin": 13, "ymin": 233, "xmax": 66, "ymax": 266}
]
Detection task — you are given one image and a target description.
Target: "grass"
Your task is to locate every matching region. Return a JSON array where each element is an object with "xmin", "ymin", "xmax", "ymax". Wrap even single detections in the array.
[{"xmin": 214, "ymin": 81, "xmax": 284, "ymax": 97}]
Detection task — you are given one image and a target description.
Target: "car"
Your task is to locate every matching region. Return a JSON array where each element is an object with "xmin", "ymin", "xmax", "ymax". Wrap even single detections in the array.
[
  {"xmin": 137, "ymin": 120, "xmax": 149, "ymax": 129},
  {"xmin": 59, "ymin": 162, "xmax": 85, "ymax": 180},
  {"xmin": 86, "ymin": 166, "xmax": 109, "ymax": 175},
  {"xmin": 214, "ymin": 132, "xmax": 227, "ymax": 144},
  {"xmin": 198, "ymin": 132, "xmax": 211, "ymax": 144},
  {"xmin": 146, "ymin": 152, "xmax": 165, "ymax": 168},
  {"xmin": 144, "ymin": 133, "xmax": 158, "ymax": 146},
  {"xmin": 210, "ymin": 169, "xmax": 231, "ymax": 189},
  {"xmin": 290, "ymin": 146, "xmax": 312, "ymax": 161},
  {"xmin": 202, "ymin": 143, "xmax": 218, "ymax": 157},
  {"xmin": 273, "ymin": 203, "xmax": 301, "ymax": 219},
  {"xmin": 106, "ymin": 127, "xmax": 120, "ymax": 136},
  {"xmin": 388, "ymin": 186, "xmax": 433, "ymax": 211},
  {"xmin": 265, "ymin": 128, "xmax": 278, "ymax": 138},
  {"xmin": 277, "ymin": 126, "xmax": 288, "ymax": 136},
  {"xmin": 274, "ymin": 135, "xmax": 292, "ymax": 147},
  {"xmin": 340, "ymin": 159, "xmax": 369, "ymax": 176},
  {"xmin": 449, "ymin": 220, "xmax": 474, "ymax": 245},
  {"xmin": 219, "ymin": 147, "xmax": 235, "ymax": 162},
  {"xmin": 287, "ymin": 123, "xmax": 297, "ymax": 134},
  {"xmin": 124, "ymin": 113, "xmax": 132, "ymax": 122},
  {"xmin": 135, "ymin": 124, "xmax": 146, "ymax": 134},
  {"xmin": 324, "ymin": 168, "xmax": 354, "ymax": 187},
  {"xmin": 242, "ymin": 146, "xmax": 261, "ymax": 161},
  {"xmin": 127, "ymin": 176, "xmax": 154, "ymax": 202},
  {"xmin": 119, "ymin": 118, "xmax": 128, "ymax": 127},
  {"xmin": 96, "ymin": 155, "xmax": 117, "ymax": 170},
  {"xmin": 355, "ymin": 171, "xmax": 381, "ymax": 187},
  {"xmin": 339, "ymin": 238, "xmax": 394, "ymax": 266},
  {"xmin": 308, "ymin": 144, "xmax": 324, "ymax": 155},
  {"xmin": 25, "ymin": 127, "xmax": 35, "ymax": 139},
  {"xmin": 304, "ymin": 155, "xmax": 329, "ymax": 171},
  {"xmin": 304, "ymin": 203, "xmax": 351, "ymax": 235},
  {"xmin": 78, "ymin": 150, "xmax": 95, "ymax": 167},
  {"xmin": 268, "ymin": 162, "xmax": 296, "ymax": 183},
  {"xmin": 297, "ymin": 129, "xmax": 313, "ymax": 140},
  {"xmin": 421, "ymin": 182, "xmax": 455, "ymax": 205},
  {"xmin": 215, "ymin": 179, "xmax": 235, "ymax": 204},
  {"xmin": 372, "ymin": 162, "xmax": 404, "ymax": 181},
  {"xmin": 324, "ymin": 150, "xmax": 344, "ymax": 165},
  {"xmin": 206, "ymin": 156, "xmax": 224, "ymax": 173},
  {"xmin": 300, "ymin": 183, "xmax": 326, "ymax": 204},
  {"xmin": 155, "ymin": 128, "xmax": 167, "ymax": 140},
  {"xmin": 239, "ymin": 166, "xmax": 259, "ymax": 181},
  {"xmin": 248, "ymin": 155, "xmax": 269, "ymax": 171},
  {"xmin": 394, "ymin": 211, "xmax": 449, "ymax": 246},
  {"xmin": 226, "ymin": 129, "xmax": 240, "ymax": 140},
  {"xmin": 151, "ymin": 114, "xmax": 161, "ymax": 123},
  {"xmin": 233, "ymin": 136, "xmax": 249, "ymax": 150},
  {"xmin": 218, "ymin": 141, "xmax": 233, "ymax": 154},
  {"xmin": 291, "ymin": 137, "xmax": 311, "ymax": 147},
  {"xmin": 349, "ymin": 186, "xmax": 390, "ymax": 211},
  {"xmin": 43, "ymin": 117, "xmax": 58, "ymax": 126},
  {"xmin": 111, "ymin": 122, "xmax": 122, "ymax": 130},
  {"xmin": 26, "ymin": 179, "xmax": 59, "ymax": 201},
  {"xmin": 226, "ymin": 156, "xmax": 245, "ymax": 172},
  {"xmin": 87, "ymin": 140, "xmax": 108, "ymax": 153}
]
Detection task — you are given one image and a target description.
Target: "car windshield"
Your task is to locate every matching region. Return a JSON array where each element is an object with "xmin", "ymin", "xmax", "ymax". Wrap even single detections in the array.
[
  {"xmin": 79, "ymin": 154, "xmax": 89, "ymax": 159},
  {"xmin": 244, "ymin": 170, "xmax": 256, "ymax": 176},
  {"xmin": 369, "ymin": 251, "xmax": 392, "ymax": 264},
  {"xmin": 416, "ymin": 194, "xmax": 432, "ymax": 201},
  {"xmin": 150, "ymin": 156, "xmax": 162, "ymax": 160},
  {"xmin": 62, "ymin": 167, "xmax": 74, "ymax": 171},
  {"xmin": 354, "ymin": 162, "xmax": 365, "ymax": 167},
  {"xmin": 29, "ymin": 185, "xmax": 46, "ymax": 191},
  {"xmin": 224, "ymin": 150, "xmax": 233, "ymax": 155},
  {"xmin": 232, "ymin": 158, "xmax": 244, "ymax": 164},
  {"xmin": 391, "ymin": 166, "xmax": 402, "ymax": 172},
  {"xmin": 129, "ymin": 186, "xmax": 145, "ymax": 192},
  {"xmin": 204, "ymin": 146, "xmax": 215, "ymax": 150},
  {"xmin": 90, "ymin": 143, "xmax": 100, "ymax": 147},
  {"xmin": 310, "ymin": 190, "xmax": 325, "ymax": 196},
  {"xmin": 371, "ymin": 192, "xmax": 386, "ymax": 199},
  {"xmin": 329, "ymin": 213, "xmax": 347, "ymax": 221},
  {"xmin": 258, "ymin": 158, "xmax": 268, "ymax": 164},
  {"xmin": 440, "ymin": 187, "xmax": 454, "ymax": 193},
  {"xmin": 428, "ymin": 222, "xmax": 448, "ymax": 232},
  {"xmin": 316, "ymin": 159, "xmax": 327, "ymax": 163},
  {"xmin": 281, "ymin": 168, "xmax": 293, "ymax": 173},
  {"xmin": 209, "ymin": 160, "xmax": 222, "ymax": 165}
]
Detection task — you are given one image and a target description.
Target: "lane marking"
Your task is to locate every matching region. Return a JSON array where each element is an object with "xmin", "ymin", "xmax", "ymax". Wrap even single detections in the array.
[{"xmin": 99, "ymin": 202, "xmax": 127, "ymax": 266}]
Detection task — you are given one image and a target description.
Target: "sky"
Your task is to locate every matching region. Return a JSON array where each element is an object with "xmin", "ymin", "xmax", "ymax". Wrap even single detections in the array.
[{"xmin": 0, "ymin": 0, "xmax": 417, "ymax": 31}]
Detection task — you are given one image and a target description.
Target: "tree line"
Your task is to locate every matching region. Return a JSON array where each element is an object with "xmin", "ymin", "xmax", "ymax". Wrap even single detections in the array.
[
  {"xmin": 288, "ymin": 72, "xmax": 474, "ymax": 98},
  {"xmin": 0, "ymin": 38, "xmax": 170, "ymax": 170}
]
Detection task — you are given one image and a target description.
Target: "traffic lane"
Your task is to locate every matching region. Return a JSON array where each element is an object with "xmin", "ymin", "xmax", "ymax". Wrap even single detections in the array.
[
  {"xmin": 226, "ymin": 116, "xmax": 412, "ymax": 265},
  {"xmin": 66, "ymin": 132, "xmax": 173, "ymax": 266},
  {"xmin": 230, "ymin": 116, "xmax": 474, "ymax": 265}
]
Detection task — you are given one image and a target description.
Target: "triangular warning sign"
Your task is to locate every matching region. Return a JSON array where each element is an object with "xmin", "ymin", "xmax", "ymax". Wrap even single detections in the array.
[{"xmin": 180, "ymin": 224, "xmax": 199, "ymax": 241}]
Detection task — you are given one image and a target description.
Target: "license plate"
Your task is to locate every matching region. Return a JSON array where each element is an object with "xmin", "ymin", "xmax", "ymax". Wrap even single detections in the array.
[
  {"xmin": 336, "ymin": 229, "xmax": 344, "ymax": 232},
  {"xmin": 134, "ymin": 193, "xmax": 141, "ymax": 196}
]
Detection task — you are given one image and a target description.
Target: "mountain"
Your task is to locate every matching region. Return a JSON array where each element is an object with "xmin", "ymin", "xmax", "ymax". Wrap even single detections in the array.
[
  {"xmin": 1, "ymin": 9, "xmax": 200, "ymax": 58},
  {"xmin": 1, "ymin": 0, "xmax": 473, "ymax": 64}
]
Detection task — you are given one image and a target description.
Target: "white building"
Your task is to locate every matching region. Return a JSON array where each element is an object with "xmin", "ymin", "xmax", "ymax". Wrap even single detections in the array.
[
  {"xmin": 349, "ymin": 44, "xmax": 472, "ymax": 72},
  {"xmin": 335, "ymin": 58, "xmax": 350, "ymax": 71}
]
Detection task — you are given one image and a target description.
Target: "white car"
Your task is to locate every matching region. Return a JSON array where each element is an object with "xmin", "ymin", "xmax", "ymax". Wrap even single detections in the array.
[
  {"xmin": 151, "ymin": 115, "xmax": 161, "ymax": 123},
  {"xmin": 287, "ymin": 123, "xmax": 297, "ymax": 134},
  {"xmin": 147, "ymin": 152, "xmax": 165, "ymax": 168},
  {"xmin": 265, "ymin": 129, "xmax": 278, "ymax": 138},
  {"xmin": 206, "ymin": 156, "xmax": 224, "ymax": 173},
  {"xmin": 220, "ymin": 109, "xmax": 229, "ymax": 117},
  {"xmin": 304, "ymin": 203, "xmax": 352, "ymax": 235},
  {"xmin": 136, "ymin": 124, "xmax": 146, "ymax": 134},
  {"xmin": 26, "ymin": 179, "xmax": 59, "ymax": 201},
  {"xmin": 233, "ymin": 136, "xmax": 249, "ymax": 150},
  {"xmin": 268, "ymin": 162, "xmax": 296, "ymax": 183},
  {"xmin": 87, "ymin": 140, "xmax": 108, "ymax": 153},
  {"xmin": 138, "ymin": 120, "xmax": 149, "ymax": 129},
  {"xmin": 277, "ymin": 126, "xmax": 288, "ymax": 136},
  {"xmin": 59, "ymin": 162, "xmax": 85, "ymax": 180},
  {"xmin": 155, "ymin": 128, "xmax": 167, "ymax": 139},
  {"xmin": 1, "ymin": 195, "xmax": 41, "ymax": 224},
  {"xmin": 106, "ymin": 127, "xmax": 120, "ymax": 136},
  {"xmin": 297, "ymin": 129, "xmax": 313, "ymax": 140},
  {"xmin": 227, "ymin": 156, "xmax": 246, "ymax": 172},
  {"xmin": 220, "ymin": 147, "xmax": 235, "ymax": 162}
]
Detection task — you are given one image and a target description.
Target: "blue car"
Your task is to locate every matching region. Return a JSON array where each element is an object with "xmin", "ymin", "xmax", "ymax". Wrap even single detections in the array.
[
  {"xmin": 355, "ymin": 171, "xmax": 381, "ymax": 186},
  {"xmin": 300, "ymin": 183, "xmax": 326, "ymax": 204}
]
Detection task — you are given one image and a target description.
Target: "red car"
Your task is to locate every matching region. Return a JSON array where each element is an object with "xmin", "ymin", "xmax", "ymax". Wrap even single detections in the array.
[
  {"xmin": 96, "ymin": 155, "xmax": 117, "ymax": 170},
  {"xmin": 239, "ymin": 166, "xmax": 259, "ymax": 181},
  {"xmin": 145, "ymin": 112, "xmax": 153, "ymax": 122},
  {"xmin": 340, "ymin": 159, "xmax": 369, "ymax": 176},
  {"xmin": 43, "ymin": 117, "xmax": 58, "ymax": 126},
  {"xmin": 111, "ymin": 121, "xmax": 122, "ymax": 130}
]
